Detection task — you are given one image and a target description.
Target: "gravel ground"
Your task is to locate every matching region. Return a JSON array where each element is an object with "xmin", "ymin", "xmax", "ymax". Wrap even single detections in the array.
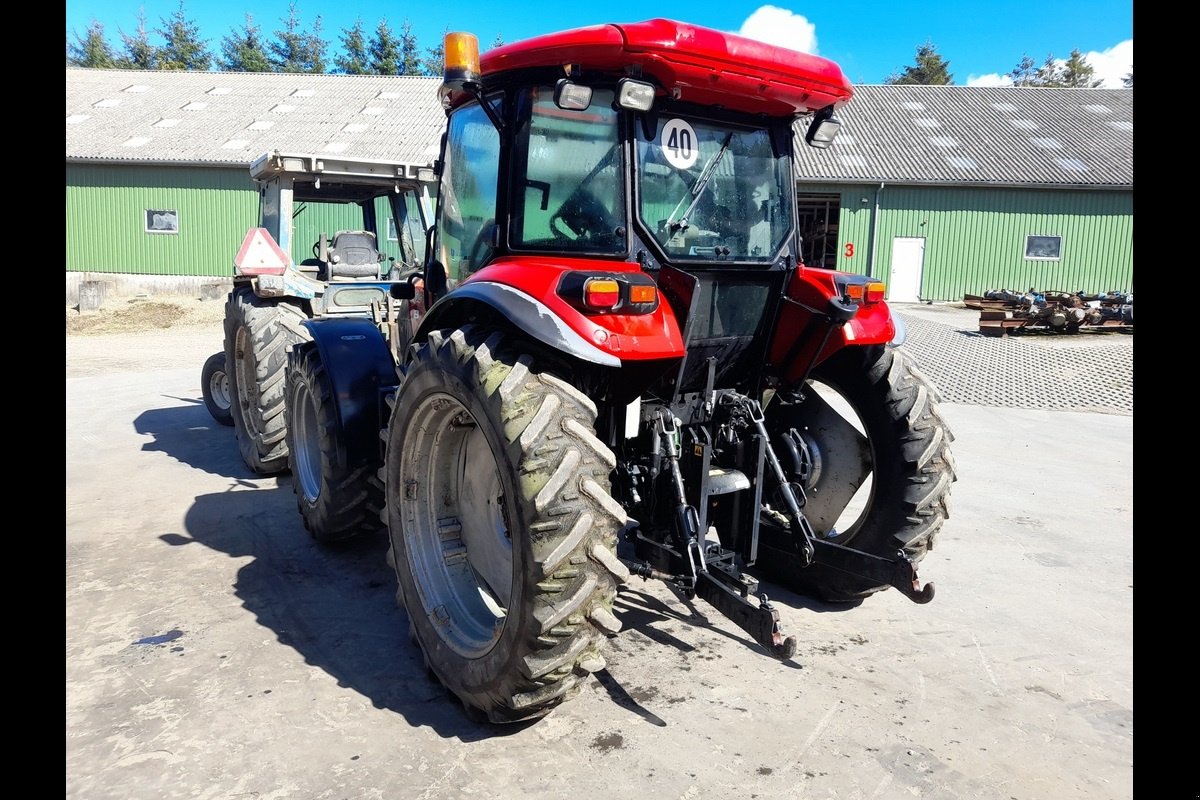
[{"xmin": 67, "ymin": 294, "xmax": 229, "ymax": 337}]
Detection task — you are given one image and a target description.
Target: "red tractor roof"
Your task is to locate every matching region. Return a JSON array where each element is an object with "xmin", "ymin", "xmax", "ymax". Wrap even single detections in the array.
[{"xmin": 481, "ymin": 18, "xmax": 853, "ymax": 117}]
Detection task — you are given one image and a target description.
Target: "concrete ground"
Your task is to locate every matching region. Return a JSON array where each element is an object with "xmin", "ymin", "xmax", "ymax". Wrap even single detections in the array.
[{"xmin": 66, "ymin": 303, "xmax": 1132, "ymax": 800}]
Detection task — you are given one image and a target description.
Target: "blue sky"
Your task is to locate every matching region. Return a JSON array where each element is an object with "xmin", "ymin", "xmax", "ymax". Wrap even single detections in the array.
[{"xmin": 65, "ymin": 1, "xmax": 1133, "ymax": 87}]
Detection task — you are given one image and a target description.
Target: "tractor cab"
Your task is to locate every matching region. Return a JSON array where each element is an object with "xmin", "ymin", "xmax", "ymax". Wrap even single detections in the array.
[{"xmin": 419, "ymin": 21, "xmax": 867, "ymax": 404}]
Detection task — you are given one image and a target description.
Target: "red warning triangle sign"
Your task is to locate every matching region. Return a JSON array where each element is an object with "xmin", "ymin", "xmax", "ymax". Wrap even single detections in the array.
[{"xmin": 234, "ymin": 227, "xmax": 291, "ymax": 275}]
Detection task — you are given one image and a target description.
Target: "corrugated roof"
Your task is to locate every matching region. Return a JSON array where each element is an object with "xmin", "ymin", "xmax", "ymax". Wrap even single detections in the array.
[
  {"xmin": 66, "ymin": 67, "xmax": 446, "ymax": 168},
  {"xmin": 794, "ymin": 85, "xmax": 1132, "ymax": 188},
  {"xmin": 66, "ymin": 69, "xmax": 1132, "ymax": 188}
]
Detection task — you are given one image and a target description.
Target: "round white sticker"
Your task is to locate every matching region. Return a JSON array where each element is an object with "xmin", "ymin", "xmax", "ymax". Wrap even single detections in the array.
[{"xmin": 660, "ymin": 119, "xmax": 699, "ymax": 169}]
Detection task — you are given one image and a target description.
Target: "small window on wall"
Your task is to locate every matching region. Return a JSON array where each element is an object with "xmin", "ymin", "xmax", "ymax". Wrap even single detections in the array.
[
  {"xmin": 1024, "ymin": 234, "xmax": 1061, "ymax": 260},
  {"xmin": 146, "ymin": 209, "xmax": 179, "ymax": 234},
  {"xmin": 386, "ymin": 217, "xmax": 398, "ymax": 242}
]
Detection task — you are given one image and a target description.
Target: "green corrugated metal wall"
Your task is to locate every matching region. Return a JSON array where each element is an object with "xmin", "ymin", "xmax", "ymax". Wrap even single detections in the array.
[
  {"xmin": 66, "ymin": 164, "xmax": 257, "ymax": 277},
  {"xmin": 67, "ymin": 164, "xmax": 1132, "ymax": 301},
  {"xmin": 799, "ymin": 181, "xmax": 1133, "ymax": 302}
]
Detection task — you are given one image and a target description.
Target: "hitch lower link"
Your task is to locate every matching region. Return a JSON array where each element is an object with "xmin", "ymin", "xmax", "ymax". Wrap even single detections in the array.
[
  {"xmin": 624, "ymin": 554, "xmax": 797, "ymax": 660},
  {"xmin": 743, "ymin": 397, "xmax": 935, "ymax": 605},
  {"xmin": 618, "ymin": 412, "xmax": 798, "ymax": 660}
]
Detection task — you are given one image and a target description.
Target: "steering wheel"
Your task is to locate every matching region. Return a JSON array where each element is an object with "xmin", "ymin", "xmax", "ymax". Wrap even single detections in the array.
[{"xmin": 550, "ymin": 187, "xmax": 615, "ymax": 243}]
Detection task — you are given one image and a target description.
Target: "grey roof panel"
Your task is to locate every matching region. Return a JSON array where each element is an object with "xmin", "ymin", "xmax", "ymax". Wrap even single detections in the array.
[
  {"xmin": 795, "ymin": 85, "xmax": 1132, "ymax": 188},
  {"xmin": 66, "ymin": 68, "xmax": 445, "ymax": 167},
  {"xmin": 67, "ymin": 70, "xmax": 1131, "ymax": 189}
]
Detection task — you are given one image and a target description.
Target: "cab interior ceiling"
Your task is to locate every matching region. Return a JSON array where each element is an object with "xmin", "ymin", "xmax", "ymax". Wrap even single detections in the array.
[{"xmin": 292, "ymin": 181, "xmax": 393, "ymax": 203}]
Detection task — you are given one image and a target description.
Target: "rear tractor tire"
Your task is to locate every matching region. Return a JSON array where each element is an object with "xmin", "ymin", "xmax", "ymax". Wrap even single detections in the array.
[
  {"xmin": 384, "ymin": 326, "xmax": 629, "ymax": 723},
  {"xmin": 224, "ymin": 286, "xmax": 311, "ymax": 475},
  {"xmin": 759, "ymin": 344, "xmax": 956, "ymax": 603},
  {"xmin": 284, "ymin": 341, "xmax": 384, "ymax": 543}
]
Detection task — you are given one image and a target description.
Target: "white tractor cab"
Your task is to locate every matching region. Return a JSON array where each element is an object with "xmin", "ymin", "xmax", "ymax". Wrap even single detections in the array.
[
  {"xmin": 236, "ymin": 150, "xmax": 436, "ymax": 316},
  {"xmin": 208, "ymin": 151, "xmax": 436, "ymax": 475}
]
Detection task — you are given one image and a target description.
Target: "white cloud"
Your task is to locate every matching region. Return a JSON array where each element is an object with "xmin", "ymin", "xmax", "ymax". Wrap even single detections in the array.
[
  {"xmin": 1086, "ymin": 39, "xmax": 1133, "ymax": 87},
  {"xmin": 738, "ymin": 6, "xmax": 818, "ymax": 55},
  {"xmin": 969, "ymin": 39, "xmax": 1132, "ymax": 88},
  {"xmin": 968, "ymin": 73, "xmax": 1015, "ymax": 87}
]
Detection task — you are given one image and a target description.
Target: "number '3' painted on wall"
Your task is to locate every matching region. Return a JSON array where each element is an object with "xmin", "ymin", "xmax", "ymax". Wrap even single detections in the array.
[{"xmin": 844, "ymin": 243, "xmax": 855, "ymax": 258}]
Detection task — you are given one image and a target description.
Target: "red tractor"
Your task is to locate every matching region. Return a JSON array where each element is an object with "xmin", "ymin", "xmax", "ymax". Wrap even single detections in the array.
[{"xmin": 288, "ymin": 19, "xmax": 956, "ymax": 723}]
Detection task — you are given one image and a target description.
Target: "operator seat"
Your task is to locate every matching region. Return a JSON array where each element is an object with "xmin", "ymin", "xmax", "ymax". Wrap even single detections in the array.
[{"xmin": 322, "ymin": 230, "xmax": 385, "ymax": 279}]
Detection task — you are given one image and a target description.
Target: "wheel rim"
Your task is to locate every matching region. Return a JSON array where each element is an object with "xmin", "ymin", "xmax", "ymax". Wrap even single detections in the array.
[
  {"xmin": 292, "ymin": 379, "xmax": 322, "ymax": 503},
  {"xmin": 209, "ymin": 369, "xmax": 231, "ymax": 412},
  {"xmin": 401, "ymin": 391, "xmax": 512, "ymax": 658},
  {"xmin": 232, "ymin": 327, "xmax": 263, "ymax": 436},
  {"xmin": 800, "ymin": 377, "xmax": 875, "ymax": 541}
]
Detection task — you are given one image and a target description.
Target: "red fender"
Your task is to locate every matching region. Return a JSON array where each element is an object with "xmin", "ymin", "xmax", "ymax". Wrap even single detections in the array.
[
  {"xmin": 463, "ymin": 257, "xmax": 686, "ymax": 361},
  {"xmin": 768, "ymin": 268, "xmax": 896, "ymax": 385}
]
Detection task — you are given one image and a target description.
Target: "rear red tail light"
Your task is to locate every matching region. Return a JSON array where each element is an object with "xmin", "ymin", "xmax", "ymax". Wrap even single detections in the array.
[
  {"xmin": 583, "ymin": 278, "xmax": 620, "ymax": 309},
  {"xmin": 864, "ymin": 281, "xmax": 886, "ymax": 303}
]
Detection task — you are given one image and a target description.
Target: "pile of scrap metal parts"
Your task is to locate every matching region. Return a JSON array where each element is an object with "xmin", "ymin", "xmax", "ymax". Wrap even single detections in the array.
[{"xmin": 964, "ymin": 289, "xmax": 1133, "ymax": 337}]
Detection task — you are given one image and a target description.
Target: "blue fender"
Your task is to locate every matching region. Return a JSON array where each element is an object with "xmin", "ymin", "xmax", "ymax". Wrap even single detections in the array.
[{"xmin": 301, "ymin": 317, "xmax": 398, "ymax": 469}]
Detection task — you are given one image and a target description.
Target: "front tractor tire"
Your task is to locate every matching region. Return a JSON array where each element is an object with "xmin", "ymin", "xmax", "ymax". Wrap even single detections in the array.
[
  {"xmin": 284, "ymin": 341, "xmax": 384, "ymax": 543},
  {"xmin": 224, "ymin": 287, "xmax": 311, "ymax": 475},
  {"xmin": 201, "ymin": 352, "xmax": 234, "ymax": 427},
  {"xmin": 760, "ymin": 344, "xmax": 957, "ymax": 603},
  {"xmin": 384, "ymin": 326, "xmax": 629, "ymax": 724}
]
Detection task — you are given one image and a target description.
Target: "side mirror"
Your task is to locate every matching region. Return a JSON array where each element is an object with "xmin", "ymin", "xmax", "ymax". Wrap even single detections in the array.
[
  {"xmin": 390, "ymin": 281, "xmax": 416, "ymax": 300},
  {"xmin": 804, "ymin": 107, "xmax": 842, "ymax": 149}
]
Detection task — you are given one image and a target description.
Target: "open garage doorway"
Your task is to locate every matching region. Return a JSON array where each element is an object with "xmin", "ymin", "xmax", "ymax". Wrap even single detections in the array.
[{"xmin": 796, "ymin": 193, "xmax": 841, "ymax": 269}]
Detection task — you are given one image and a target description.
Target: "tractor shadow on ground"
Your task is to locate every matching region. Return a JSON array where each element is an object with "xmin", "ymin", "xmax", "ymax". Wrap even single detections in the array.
[
  {"xmin": 175, "ymin": 486, "xmax": 527, "ymax": 741},
  {"xmin": 612, "ymin": 578, "xmax": 858, "ymax": 674},
  {"xmin": 134, "ymin": 403, "xmax": 248, "ymax": 479}
]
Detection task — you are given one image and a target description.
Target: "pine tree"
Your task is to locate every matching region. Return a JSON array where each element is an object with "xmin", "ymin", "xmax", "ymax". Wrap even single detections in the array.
[
  {"xmin": 369, "ymin": 18, "xmax": 402, "ymax": 75},
  {"xmin": 1009, "ymin": 55, "xmax": 1038, "ymax": 87},
  {"xmin": 422, "ymin": 26, "xmax": 449, "ymax": 77},
  {"xmin": 218, "ymin": 14, "xmax": 270, "ymax": 72},
  {"xmin": 399, "ymin": 19, "xmax": 422, "ymax": 76},
  {"xmin": 885, "ymin": 40, "xmax": 953, "ymax": 85},
  {"xmin": 155, "ymin": 1, "xmax": 211, "ymax": 71},
  {"xmin": 269, "ymin": 3, "xmax": 327, "ymax": 73},
  {"xmin": 335, "ymin": 18, "xmax": 370, "ymax": 74},
  {"xmin": 305, "ymin": 16, "xmax": 328, "ymax": 74},
  {"xmin": 1059, "ymin": 48, "xmax": 1101, "ymax": 88},
  {"xmin": 1122, "ymin": 69, "xmax": 1133, "ymax": 89},
  {"xmin": 1034, "ymin": 54, "xmax": 1065, "ymax": 86},
  {"xmin": 490, "ymin": 33, "xmax": 505, "ymax": 50},
  {"xmin": 115, "ymin": 10, "xmax": 159, "ymax": 70},
  {"xmin": 68, "ymin": 20, "xmax": 117, "ymax": 68}
]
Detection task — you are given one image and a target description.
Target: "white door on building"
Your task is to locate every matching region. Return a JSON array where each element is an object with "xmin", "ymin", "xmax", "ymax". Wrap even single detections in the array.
[{"xmin": 888, "ymin": 237, "xmax": 925, "ymax": 303}]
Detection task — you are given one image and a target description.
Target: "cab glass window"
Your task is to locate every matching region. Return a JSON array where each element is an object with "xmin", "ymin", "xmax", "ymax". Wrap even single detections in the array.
[
  {"xmin": 512, "ymin": 87, "xmax": 624, "ymax": 254},
  {"xmin": 436, "ymin": 99, "xmax": 501, "ymax": 280},
  {"xmin": 636, "ymin": 118, "xmax": 792, "ymax": 262}
]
